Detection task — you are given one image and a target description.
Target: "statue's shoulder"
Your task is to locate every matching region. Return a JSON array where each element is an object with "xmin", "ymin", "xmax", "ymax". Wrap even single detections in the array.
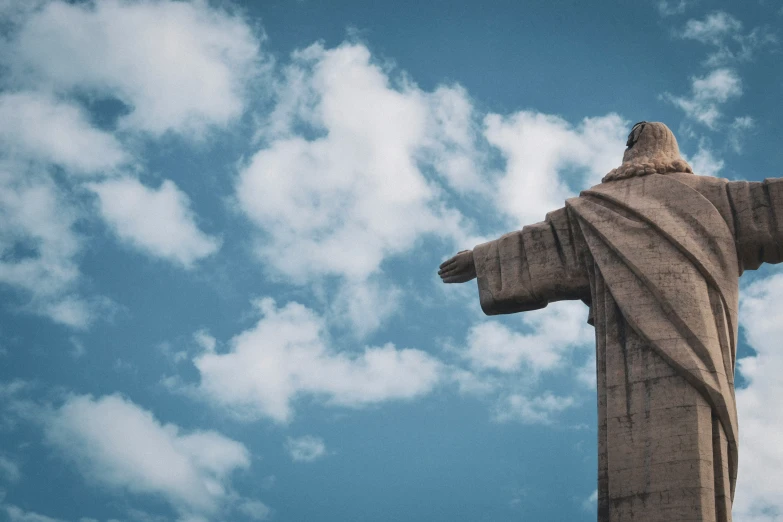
[{"xmin": 582, "ymin": 172, "xmax": 729, "ymax": 197}]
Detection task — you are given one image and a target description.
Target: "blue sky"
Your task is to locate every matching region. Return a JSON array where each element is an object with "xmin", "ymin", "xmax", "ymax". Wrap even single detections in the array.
[{"xmin": 0, "ymin": 1, "xmax": 782, "ymax": 521}]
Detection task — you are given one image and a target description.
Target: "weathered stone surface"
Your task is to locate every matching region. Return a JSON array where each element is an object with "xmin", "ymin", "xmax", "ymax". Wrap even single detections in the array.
[{"xmin": 437, "ymin": 121, "xmax": 783, "ymax": 521}]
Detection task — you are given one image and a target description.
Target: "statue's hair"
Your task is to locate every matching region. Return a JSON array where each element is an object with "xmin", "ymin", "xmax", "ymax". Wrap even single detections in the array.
[
  {"xmin": 602, "ymin": 158, "xmax": 693, "ymax": 182},
  {"xmin": 601, "ymin": 121, "xmax": 693, "ymax": 183}
]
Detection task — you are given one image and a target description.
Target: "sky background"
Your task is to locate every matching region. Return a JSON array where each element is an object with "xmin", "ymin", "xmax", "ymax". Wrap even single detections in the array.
[{"xmin": 0, "ymin": 0, "xmax": 782, "ymax": 521}]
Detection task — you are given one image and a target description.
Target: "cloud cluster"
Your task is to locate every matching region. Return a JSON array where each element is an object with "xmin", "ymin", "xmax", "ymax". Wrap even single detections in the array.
[
  {"xmin": 237, "ymin": 43, "xmax": 477, "ymax": 285},
  {"xmin": 456, "ymin": 301, "xmax": 594, "ymax": 425},
  {"xmin": 191, "ymin": 298, "xmax": 443, "ymax": 423},
  {"xmin": 665, "ymin": 10, "xmax": 774, "ymax": 133},
  {"xmin": 0, "ymin": 0, "xmax": 265, "ymax": 325}
]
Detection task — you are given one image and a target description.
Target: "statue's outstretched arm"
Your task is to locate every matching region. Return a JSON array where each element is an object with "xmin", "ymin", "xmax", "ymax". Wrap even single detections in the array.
[
  {"xmin": 726, "ymin": 178, "xmax": 783, "ymax": 271},
  {"xmin": 438, "ymin": 207, "xmax": 589, "ymax": 315}
]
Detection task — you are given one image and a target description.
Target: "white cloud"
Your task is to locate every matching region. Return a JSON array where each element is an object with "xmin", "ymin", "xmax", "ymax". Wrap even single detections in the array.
[
  {"xmin": 87, "ymin": 177, "xmax": 220, "ymax": 268},
  {"xmin": 8, "ymin": 0, "xmax": 264, "ymax": 137},
  {"xmin": 463, "ymin": 302, "xmax": 593, "ymax": 373},
  {"xmin": 682, "ymin": 11, "xmax": 743, "ymax": 46},
  {"xmin": 732, "ymin": 273, "xmax": 783, "ymax": 521},
  {"xmin": 664, "ymin": 68, "xmax": 742, "ymax": 128},
  {"xmin": 483, "ymin": 111, "xmax": 627, "ymax": 226},
  {"xmin": 44, "ymin": 393, "xmax": 254, "ymax": 520},
  {"xmin": 192, "ymin": 298, "xmax": 443, "ymax": 423},
  {"xmin": 285, "ymin": 435, "xmax": 327, "ymax": 462},
  {"xmin": 238, "ymin": 42, "xmax": 477, "ymax": 285},
  {"xmin": 0, "ymin": 91, "xmax": 126, "ymax": 175},
  {"xmin": 493, "ymin": 392, "xmax": 576, "ymax": 424}
]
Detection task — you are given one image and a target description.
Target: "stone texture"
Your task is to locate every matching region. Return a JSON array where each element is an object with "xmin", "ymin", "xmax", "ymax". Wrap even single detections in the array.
[{"xmin": 438, "ymin": 121, "xmax": 783, "ymax": 521}]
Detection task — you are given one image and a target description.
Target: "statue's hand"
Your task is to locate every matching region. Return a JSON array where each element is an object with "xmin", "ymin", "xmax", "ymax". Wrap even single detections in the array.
[{"xmin": 438, "ymin": 250, "xmax": 476, "ymax": 284}]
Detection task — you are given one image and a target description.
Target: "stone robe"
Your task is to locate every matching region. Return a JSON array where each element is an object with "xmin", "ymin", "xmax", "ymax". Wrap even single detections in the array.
[{"xmin": 472, "ymin": 173, "xmax": 783, "ymax": 522}]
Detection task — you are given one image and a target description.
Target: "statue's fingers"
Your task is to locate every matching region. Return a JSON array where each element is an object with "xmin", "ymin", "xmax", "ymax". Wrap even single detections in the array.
[
  {"xmin": 442, "ymin": 273, "xmax": 471, "ymax": 284},
  {"xmin": 439, "ymin": 257, "xmax": 458, "ymax": 270},
  {"xmin": 438, "ymin": 263, "xmax": 463, "ymax": 277}
]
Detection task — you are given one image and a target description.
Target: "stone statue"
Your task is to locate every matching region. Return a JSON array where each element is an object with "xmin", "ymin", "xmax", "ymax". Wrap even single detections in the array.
[{"xmin": 439, "ymin": 121, "xmax": 783, "ymax": 521}]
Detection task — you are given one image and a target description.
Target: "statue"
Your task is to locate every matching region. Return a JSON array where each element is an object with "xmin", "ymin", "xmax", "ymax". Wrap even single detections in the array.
[{"xmin": 439, "ymin": 122, "xmax": 783, "ymax": 521}]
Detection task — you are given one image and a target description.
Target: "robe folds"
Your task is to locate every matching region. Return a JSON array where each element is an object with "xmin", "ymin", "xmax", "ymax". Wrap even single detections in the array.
[{"xmin": 472, "ymin": 173, "xmax": 783, "ymax": 522}]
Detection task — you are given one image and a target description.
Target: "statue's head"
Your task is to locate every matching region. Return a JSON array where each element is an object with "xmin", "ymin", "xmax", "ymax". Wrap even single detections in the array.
[{"xmin": 602, "ymin": 121, "xmax": 693, "ymax": 182}]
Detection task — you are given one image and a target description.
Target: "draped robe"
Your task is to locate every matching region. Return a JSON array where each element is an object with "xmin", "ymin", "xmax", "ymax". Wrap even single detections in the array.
[{"xmin": 472, "ymin": 173, "xmax": 783, "ymax": 522}]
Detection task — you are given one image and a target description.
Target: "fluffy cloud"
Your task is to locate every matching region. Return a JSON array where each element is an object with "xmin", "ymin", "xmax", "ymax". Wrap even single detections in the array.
[
  {"xmin": 484, "ymin": 111, "xmax": 627, "ymax": 226},
  {"xmin": 7, "ymin": 0, "xmax": 264, "ymax": 137},
  {"xmin": 463, "ymin": 301, "xmax": 593, "ymax": 374},
  {"xmin": 44, "ymin": 394, "xmax": 255, "ymax": 520},
  {"xmin": 192, "ymin": 298, "xmax": 443, "ymax": 423},
  {"xmin": 732, "ymin": 273, "xmax": 783, "ymax": 521},
  {"xmin": 0, "ymin": 91, "xmax": 126, "ymax": 175},
  {"xmin": 237, "ymin": 43, "xmax": 477, "ymax": 284},
  {"xmin": 285, "ymin": 435, "xmax": 327, "ymax": 462},
  {"xmin": 87, "ymin": 178, "xmax": 220, "ymax": 268},
  {"xmin": 664, "ymin": 68, "xmax": 742, "ymax": 128}
]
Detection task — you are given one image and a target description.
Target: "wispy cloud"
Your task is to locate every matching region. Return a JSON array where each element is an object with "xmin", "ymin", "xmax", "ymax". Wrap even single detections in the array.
[
  {"xmin": 655, "ymin": 0, "xmax": 695, "ymax": 17},
  {"xmin": 493, "ymin": 392, "xmax": 576, "ymax": 424},
  {"xmin": 663, "ymin": 68, "xmax": 742, "ymax": 128},
  {"xmin": 680, "ymin": 11, "xmax": 777, "ymax": 66}
]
